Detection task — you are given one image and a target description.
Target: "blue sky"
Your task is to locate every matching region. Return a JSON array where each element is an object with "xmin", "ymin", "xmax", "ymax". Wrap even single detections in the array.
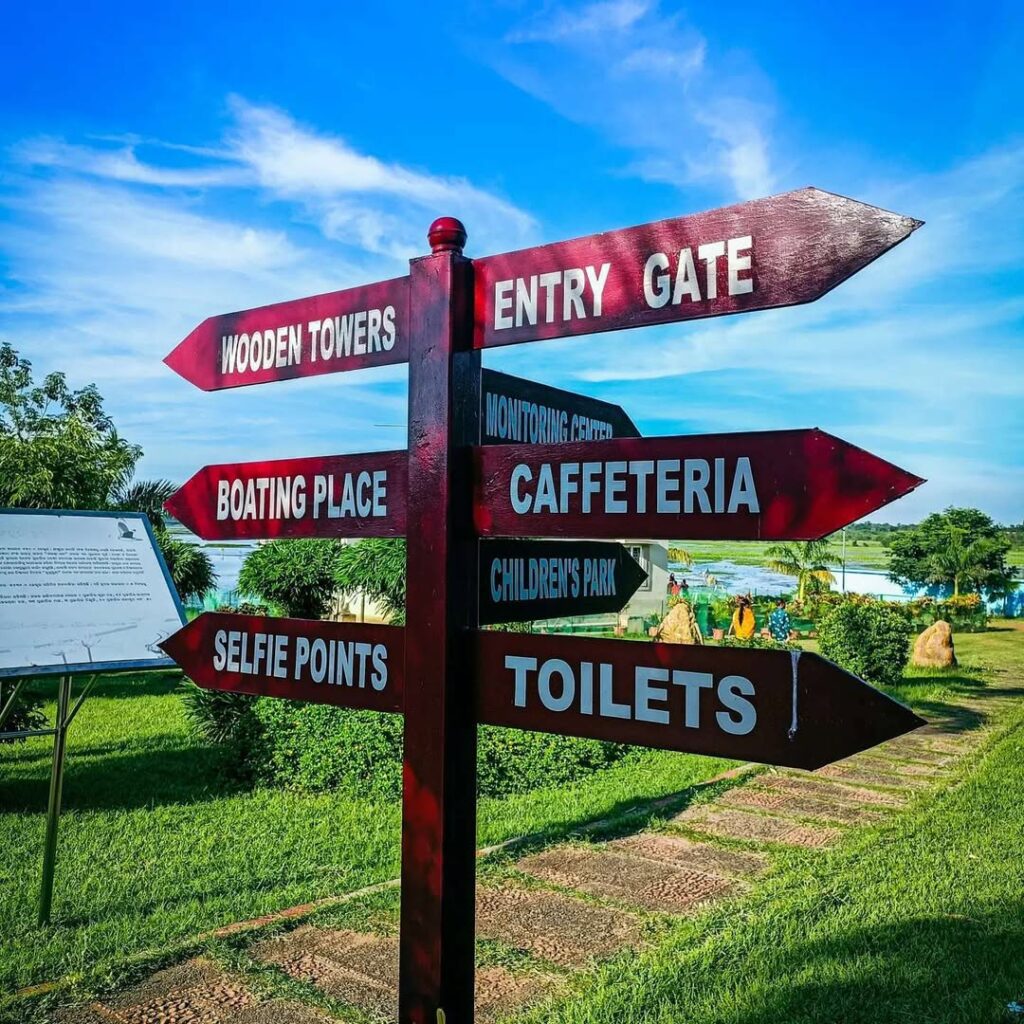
[{"xmin": 1, "ymin": 0, "xmax": 1021, "ymax": 523}]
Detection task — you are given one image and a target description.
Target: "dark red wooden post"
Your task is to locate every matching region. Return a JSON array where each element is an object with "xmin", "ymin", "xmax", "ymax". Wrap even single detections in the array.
[{"xmin": 399, "ymin": 217, "xmax": 480, "ymax": 1024}]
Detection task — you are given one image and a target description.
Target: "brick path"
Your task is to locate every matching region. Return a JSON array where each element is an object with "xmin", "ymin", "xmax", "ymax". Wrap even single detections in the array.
[{"xmin": 50, "ymin": 677, "xmax": 1009, "ymax": 1024}]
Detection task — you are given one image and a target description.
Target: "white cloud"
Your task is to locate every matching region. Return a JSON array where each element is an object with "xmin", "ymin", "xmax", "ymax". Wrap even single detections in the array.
[{"xmin": 490, "ymin": 0, "xmax": 774, "ymax": 198}]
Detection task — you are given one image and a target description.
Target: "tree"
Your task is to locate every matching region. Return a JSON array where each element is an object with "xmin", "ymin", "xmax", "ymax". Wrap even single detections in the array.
[
  {"xmin": 156, "ymin": 532, "xmax": 218, "ymax": 605},
  {"xmin": 888, "ymin": 508, "xmax": 1012, "ymax": 597},
  {"xmin": 333, "ymin": 538, "xmax": 407, "ymax": 623},
  {"xmin": 764, "ymin": 538, "xmax": 835, "ymax": 604},
  {"xmin": 107, "ymin": 471, "xmax": 177, "ymax": 530},
  {"xmin": 0, "ymin": 342, "xmax": 140, "ymax": 509},
  {"xmin": 238, "ymin": 539, "xmax": 344, "ymax": 619}
]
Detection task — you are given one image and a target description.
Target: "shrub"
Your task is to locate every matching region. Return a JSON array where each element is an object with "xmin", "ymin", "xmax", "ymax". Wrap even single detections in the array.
[
  {"xmin": 0, "ymin": 683, "xmax": 46, "ymax": 743},
  {"xmin": 181, "ymin": 681, "xmax": 255, "ymax": 745},
  {"xmin": 817, "ymin": 599, "xmax": 913, "ymax": 688},
  {"xmin": 238, "ymin": 539, "xmax": 343, "ymax": 618},
  {"xmin": 718, "ymin": 634, "xmax": 799, "ymax": 652},
  {"xmin": 218, "ymin": 699, "xmax": 635, "ymax": 799}
]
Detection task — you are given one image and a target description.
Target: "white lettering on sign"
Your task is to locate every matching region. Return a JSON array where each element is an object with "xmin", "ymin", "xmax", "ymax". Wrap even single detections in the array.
[
  {"xmin": 504, "ymin": 656, "xmax": 757, "ymax": 735},
  {"xmin": 214, "ymin": 470, "xmax": 389, "ymax": 523},
  {"xmin": 484, "ymin": 392, "xmax": 615, "ymax": 443},
  {"xmin": 212, "ymin": 628, "xmax": 390, "ymax": 691},
  {"xmin": 642, "ymin": 236, "xmax": 753, "ymax": 308},
  {"xmin": 218, "ymin": 306, "xmax": 397, "ymax": 377},
  {"xmin": 493, "ymin": 264, "xmax": 611, "ymax": 331},
  {"xmin": 489, "ymin": 556, "xmax": 617, "ymax": 604},
  {"xmin": 508, "ymin": 458, "xmax": 759, "ymax": 517}
]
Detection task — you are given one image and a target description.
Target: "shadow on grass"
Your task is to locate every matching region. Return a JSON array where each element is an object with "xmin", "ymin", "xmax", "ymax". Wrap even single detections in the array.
[
  {"xmin": 17, "ymin": 671, "xmax": 184, "ymax": 702},
  {"xmin": 0, "ymin": 743, "xmax": 248, "ymax": 812},
  {"xmin": 699, "ymin": 905, "xmax": 1024, "ymax": 1024}
]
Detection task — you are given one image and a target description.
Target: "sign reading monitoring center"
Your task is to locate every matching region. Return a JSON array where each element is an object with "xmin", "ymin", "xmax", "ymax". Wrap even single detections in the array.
[{"xmin": 0, "ymin": 510, "xmax": 186, "ymax": 677}]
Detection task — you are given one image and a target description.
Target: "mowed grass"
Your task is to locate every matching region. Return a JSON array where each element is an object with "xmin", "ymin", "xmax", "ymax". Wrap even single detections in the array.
[
  {"xmin": 524, "ymin": 623, "xmax": 1024, "ymax": 1024},
  {"xmin": 0, "ymin": 673, "xmax": 733, "ymax": 996},
  {"xmin": 671, "ymin": 538, "xmax": 893, "ymax": 570}
]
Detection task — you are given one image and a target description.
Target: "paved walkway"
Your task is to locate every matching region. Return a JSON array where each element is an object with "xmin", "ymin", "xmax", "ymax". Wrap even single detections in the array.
[{"xmin": 52, "ymin": 678, "xmax": 1016, "ymax": 1024}]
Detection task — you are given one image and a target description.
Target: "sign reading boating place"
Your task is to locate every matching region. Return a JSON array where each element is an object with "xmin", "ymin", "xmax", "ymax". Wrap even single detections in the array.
[
  {"xmin": 164, "ymin": 276, "xmax": 409, "ymax": 390},
  {"xmin": 476, "ymin": 631, "xmax": 925, "ymax": 771},
  {"xmin": 480, "ymin": 368, "xmax": 639, "ymax": 445},
  {"xmin": 479, "ymin": 540, "xmax": 648, "ymax": 625},
  {"xmin": 165, "ymin": 450, "xmax": 407, "ymax": 540},
  {"xmin": 473, "ymin": 428, "xmax": 923, "ymax": 541},
  {"xmin": 160, "ymin": 613, "xmax": 404, "ymax": 713},
  {"xmin": 161, "ymin": 193, "xmax": 926, "ymax": 1024},
  {"xmin": 473, "ymin": 187, "xmax": 921, "ymax": 348}
]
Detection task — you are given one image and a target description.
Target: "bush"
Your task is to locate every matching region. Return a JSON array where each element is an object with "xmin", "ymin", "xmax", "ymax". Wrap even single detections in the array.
[
  {"xmin": 718, "ymin": 634, "xmax": 799, "ymax": 652},
  {"xmin": 181, "ymin": 682, "xmax": 256, "ymax": 745},
  {"xmin": 0, "ymin": 683, "xmax": 46, "ymax": 743},
  {"xmin": 817, "ymin": 599, "xmax": 913, "ymax": 688},
  {"xmin": 210, "ymin": 698, "xmax": 635, "ymax": 799},
  {"xmin": 238, "ymin": 539, "xmax": 343, "ymax": 619}
]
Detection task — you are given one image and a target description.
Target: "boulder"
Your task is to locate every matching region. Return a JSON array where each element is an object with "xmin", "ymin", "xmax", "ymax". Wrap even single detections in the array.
[
  {"xmin": 656, "ymin": 600, "xmax": 704, "ymax": 645},
  {"xmin": 912, "ymin": 620, "xmax": 957, "ymax": 668}
]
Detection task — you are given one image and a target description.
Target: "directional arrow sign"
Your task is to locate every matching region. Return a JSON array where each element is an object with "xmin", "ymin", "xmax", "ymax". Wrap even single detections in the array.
[
  {"xmin": 474, "ymin": 187, "xmax": 921, "ymax": 349},
  {"xmin": 481, "ymin": 368, "xmax": 639, "ymax": 445},
  {"xmin": 477, "ymin": 631, "xmax": 924, "ymax": 770},
  {"xmin": 165, "ymin": 276, "xmax": 409, "ymax": 391},
  {"xmin": 160, "ymin": 612, "xmax": 404, "ymax": 712},
  {"xmin": 479, "ymin": 540, "xmax": 648, "ymax": 625},
  {"xmin": 166, "ymin": 450, "xmax": 407, "ymax": 540},
  {"xmin": 474, "ymin": 428, "xmax": 923, "ymax": 541}
]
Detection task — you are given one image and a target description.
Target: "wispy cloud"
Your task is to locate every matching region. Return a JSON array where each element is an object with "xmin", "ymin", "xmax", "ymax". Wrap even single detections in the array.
[{"xmin": 489, "ymin": 0, "xmax": 774, "ymax": 198}]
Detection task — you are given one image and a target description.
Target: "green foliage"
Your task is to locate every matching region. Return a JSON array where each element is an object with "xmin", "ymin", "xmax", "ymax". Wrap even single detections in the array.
[
  {"xmin": 333, "ymin": 538, "xmax": 406, "ymax": 623},
  {"xmin": 155, "ymin": 530, "xmax": 217, "ymax": 604},
  {"xmin": 764, "ymin": 538, "xmax": 836, "ymax": 604},
  {"xmin": 230, "ymin": 700, "xmax": 634, "ymax": 799},
  {"xmin": 718, "ymin": 634, "xmax": 799, "ymax": 652},
  {"xmin": 180, "ymin": 682, "xmax": 255, "ymax": 745},
  {"xmin": 888, "ymin": 507, "xmax": 1012, "ymax": 597},
  {"xmin": 0, "ymin": 682, "xmax": 46, "ymax": 743},
  {"xmin": 238, "ymin": 539, "xmax": 344, "ymax": 618},
  {"xmin": 666, "ymin": 546, "xmax": 693, "ymax": 566},
  {"xmin": 0, "ymin": 342, "xmax": 141, "ymax": 509},
  {"xmin": 107, "ymin": 474, "xmax": 177, "ymax": 530},
  {"xmin": 817, "ymin": 599, "xmax": 913, "ymax": 688}
]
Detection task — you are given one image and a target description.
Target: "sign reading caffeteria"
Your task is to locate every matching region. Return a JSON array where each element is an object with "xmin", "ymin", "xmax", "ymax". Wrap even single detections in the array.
[
  {"xmin": 473, "ymin": 188, "xmax": 921, "ymax": 349},
  {"xmin": 473, "ymin": 429, "xmax": 924, "ymax": 541},
  {"xmin": 164, "ymin": 277, "xmax": 409, "ymax": 391},
  {"xmin": 165, "ymin": 451, "xmax": 407, "ymax": 540},
  {"xmin": 477, "ymin": 631, "xmax": 924, "ymax": 770},
  {"xmin": 479, "ymin": 540, "xmax": 648, "ymax": 625},
  {"xmin": 480, "ymin": 369, "xmax": 639, "ymax": 445},
  {"xmin": 160, "ymin": 613, "xmax": 404, "ymax": 713}
]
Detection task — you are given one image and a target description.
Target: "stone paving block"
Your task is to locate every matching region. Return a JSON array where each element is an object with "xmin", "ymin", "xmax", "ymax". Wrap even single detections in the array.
[
  {"xmin": 99, "ymin": 959, "xmax": 255, "ymax": 1024},
  {"xmin": 516, "ymin": 846, "xmax": 735, "ymax": 914},
  {"xmin": 610, "ymin": 833, "xmax": 769, "ymax": 879},
  {"xmin": 718, "ymin": 784, "xmax": 882, "ymax": 824},
  {"xmin": 252, "ymin": 927, "xmax": 396, "ymax": 1019},
  {"xmin": 476, "ymin": 884, "xmax": 643, "ymax": 967},
  {"xmin": 815, "ymin": 763, "xmax": 932, "ymax": 789},
  {"xmin": 766, "ymin": 773, "xmax": 907, "ymax": 808},
  {"xmin": 228, "ymin": 1002, "xmax": 337, "ymax": 1024},
  {"xmin": 846, "ymin": 752, "xmax": 948, "ymax": 776},
  {"xmin": 674, "ymin": 805, "xmax": 840, "ymax": 848},
  {"xmin": 475, "ymin": 966, "xmax": 561, "ymax": 1023}
]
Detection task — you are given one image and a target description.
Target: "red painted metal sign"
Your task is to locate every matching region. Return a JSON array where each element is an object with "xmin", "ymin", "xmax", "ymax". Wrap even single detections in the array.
[
  {"xmin": 474, "ymin": 428, "xmax": 923, "ymax": 541},
  {"xmin": 477, "ymin": 631, "xmax": 924, "ymax": 771},
  {"xmin": 165, "ymin": 277, "xmax": 409, "ymax": 391},
  {"xmin": 474, "ymin": 187, "xmax": 921, "ymax": 349},
  {"xmin": 165, "ymin": 450, "xmax": 407, "ymax": 540},
  {"xmin": 161, "ymin": 612, "xmax": 404, "ymax": 713}
]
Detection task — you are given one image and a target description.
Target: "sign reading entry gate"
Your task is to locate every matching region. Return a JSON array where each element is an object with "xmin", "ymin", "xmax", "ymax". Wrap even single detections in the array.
[{"xmin": 160, "ymin": 189, "xmax": 926, "ymax": 1024}]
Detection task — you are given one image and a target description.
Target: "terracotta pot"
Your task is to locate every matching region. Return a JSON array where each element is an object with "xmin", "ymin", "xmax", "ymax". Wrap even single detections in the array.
[{"xmin": 712, "ymin": 628, "xmax": 725, "ymax": 640}]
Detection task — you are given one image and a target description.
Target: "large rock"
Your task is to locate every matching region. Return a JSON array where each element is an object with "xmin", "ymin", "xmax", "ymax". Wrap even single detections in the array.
[
  {"xmin": 912, "ymin": 620, "xmax": 957, "ymax": 668},
  {"xmin": 656, "ymin": 599, "xmax": 704, "ymax": 645}
]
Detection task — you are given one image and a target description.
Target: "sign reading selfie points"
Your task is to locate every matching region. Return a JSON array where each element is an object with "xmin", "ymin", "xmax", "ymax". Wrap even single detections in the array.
[
  {"xmin": 161, "ymin": 189, "xmax": 926, "ymax": 1024},
  {"xmin": 0, "ymin": 509, "xmax": 185, "ymax": 678}
]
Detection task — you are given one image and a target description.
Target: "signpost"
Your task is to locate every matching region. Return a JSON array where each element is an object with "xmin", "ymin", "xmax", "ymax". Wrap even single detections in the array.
[
  {"xmin": 474, "ymin": 429, "xmax": 923, "ymax": 541},
  {"xmin": 160, "ymin": 189, "xmax": 926, "ymax": 1023},
  {"xmin": 480, "ymin": 368, "xmax": 639, "ymax": 445},
  {"xmin": 165, "ymin": 450, "xmax": 407, "ymax": 540},
  {"xmin": 479, "ymin": 540, "xmax": 648, "ymax": 625},
  {"xmin": 164, "ymin": 277, "xmax": 409, "ymax": 390}
]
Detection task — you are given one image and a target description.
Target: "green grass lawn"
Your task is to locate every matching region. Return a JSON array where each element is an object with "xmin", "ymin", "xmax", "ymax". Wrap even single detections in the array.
[
  {"xmin": 0, "ymin": 673, "xmax": 733, "ymax": 997},
  {"xmin": 524, "ymin": 623, "xmax": 1024, "ymax": 1024},
  {"xmin": 671, "ymin": 538, "xmax": 893, "ymax": 570}
]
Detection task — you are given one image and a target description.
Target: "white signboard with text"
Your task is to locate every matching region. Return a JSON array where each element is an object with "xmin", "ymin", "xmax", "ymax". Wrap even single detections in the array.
[{"xmin": 0, "ymin": 510, "xmax": 186, "ymax": 677}]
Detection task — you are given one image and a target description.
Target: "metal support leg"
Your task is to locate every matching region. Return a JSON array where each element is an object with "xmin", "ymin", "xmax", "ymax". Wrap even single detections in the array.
[{"xmin": 38, "ymin": 675, "xmax": 71, "ymax": 926}]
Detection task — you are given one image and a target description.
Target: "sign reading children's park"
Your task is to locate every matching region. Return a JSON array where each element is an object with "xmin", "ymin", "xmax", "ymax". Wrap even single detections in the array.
[{"xmin": 161, "ymin": 186, "xmax": 926, "ymax": 1024}]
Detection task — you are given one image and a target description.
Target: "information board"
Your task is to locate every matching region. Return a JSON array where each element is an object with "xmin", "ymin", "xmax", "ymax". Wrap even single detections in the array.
[{"xmin": 0, "ymin": 510, "xmax": 186, "ymax": 677}]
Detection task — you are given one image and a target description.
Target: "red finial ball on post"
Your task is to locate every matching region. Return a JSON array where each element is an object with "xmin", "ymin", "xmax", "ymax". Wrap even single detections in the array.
[{"xmin": 428, "ymin": 217, "xmax": 467, "ymax": 255}]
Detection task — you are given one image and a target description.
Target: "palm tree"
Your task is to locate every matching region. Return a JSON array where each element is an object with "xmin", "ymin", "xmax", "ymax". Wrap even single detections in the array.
[
  {"xmin": 932, "ymin": 525, "xmax": 1002, "ymax": 597},
  {"xmin": 765, "ymin": 539, "xmax": 836, "ymax": 604},
  {"xmin": 107, "ymin": 467, "xmax": 177, "ymax": 529}
]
